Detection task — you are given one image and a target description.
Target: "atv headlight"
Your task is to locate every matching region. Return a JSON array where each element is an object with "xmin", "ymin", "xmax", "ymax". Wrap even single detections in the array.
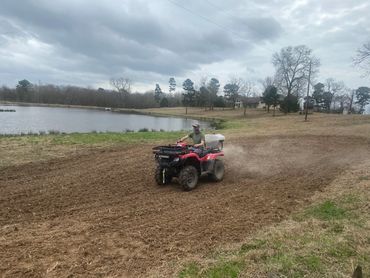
[{"xmin": 173, "ymin": 157, "xmax": 180, "ymax": 162}]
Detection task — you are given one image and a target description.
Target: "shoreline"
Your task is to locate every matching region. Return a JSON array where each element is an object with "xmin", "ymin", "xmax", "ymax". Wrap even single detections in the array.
[{"xmin": 0, "ymin": 100, "xmax": 224, "ymax": 124}]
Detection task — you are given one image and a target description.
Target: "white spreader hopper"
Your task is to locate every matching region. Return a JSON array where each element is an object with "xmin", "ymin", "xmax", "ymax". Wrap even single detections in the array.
[{"xmin": 205, "ymin": 134, "xmax": 225, "ymax": 150}]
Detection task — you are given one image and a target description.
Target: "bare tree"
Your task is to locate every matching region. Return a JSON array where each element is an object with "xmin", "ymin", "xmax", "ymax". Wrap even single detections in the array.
[
  {"xmin": 239, "ymin": 80, "xmax": 254, "ymax": 97},
  {"xmin": 272, "ymin": 45, "xmax": 320, "ymax": 97},
  {"xmin": 331, "ymin": 85, "xmax": 351, "ymax": 113},
  {"xmin": 110, "ymin": 77, "xmax": 132, "ymax": 94},
  {"xmin": 234, "ymin": 79, "xmax": 258, "ymax": 116},
  {"xmin": 228, "ymin": 77, "xmax": 254, "ymax": 97},
  {"xmin": 260, "ymin": 76, "xmax": 275, "ymax": 90},
  {"xmin": 354, "ymin": 42, "xmax": 370, "ymax": 76},
  {"xmin": 325, "ymin": 78, "xmax": 345, "ymax": 110}
]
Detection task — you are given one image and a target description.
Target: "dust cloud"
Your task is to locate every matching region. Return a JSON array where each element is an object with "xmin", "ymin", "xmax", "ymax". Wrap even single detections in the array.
[
  {"xmin": 223, "ymin": 140, "xmax": 287, "ymax": 179},
  {"xmin": 222, "ymin": 136, "xmax": 367, "ymax": 181}
]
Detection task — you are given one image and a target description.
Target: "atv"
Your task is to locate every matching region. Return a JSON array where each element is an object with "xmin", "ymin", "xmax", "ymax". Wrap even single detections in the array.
[{"xmin": 152, "ymin": 135, "xmax": 225, "ymax": 191}]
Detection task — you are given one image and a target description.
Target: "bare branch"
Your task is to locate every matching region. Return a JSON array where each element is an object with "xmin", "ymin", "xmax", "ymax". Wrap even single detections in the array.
[
  {"xmin": 272, "ymin": 45, "xmax": 320, "ymax": 96},
  {"xmin": 353, "ymin": 42, "xmax": 370, "ymax": 76},
  {"xmin": 110, "ymin": 77, "xmax": 132, "ymax": 94}
]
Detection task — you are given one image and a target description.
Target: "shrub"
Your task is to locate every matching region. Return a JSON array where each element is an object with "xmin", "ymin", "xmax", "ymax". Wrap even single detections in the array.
[
  {"xmin": 280, "ymin": 94, "xmax": 299, "ymax": 113},
  {"xmin": 48, "ymin": 129, "xmax": 61, "ymax": 135}
]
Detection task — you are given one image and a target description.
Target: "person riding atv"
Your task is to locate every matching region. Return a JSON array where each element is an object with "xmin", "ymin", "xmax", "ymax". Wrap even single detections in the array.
[{"xmin": 178, "ymin": 121, "xmax": 205, "ymax": 154}]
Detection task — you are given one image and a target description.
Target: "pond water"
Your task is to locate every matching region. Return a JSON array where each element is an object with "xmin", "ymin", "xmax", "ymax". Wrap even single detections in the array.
[{"xmin": 0, "ymin": 105, "xmax": 209, "ymax": 135}]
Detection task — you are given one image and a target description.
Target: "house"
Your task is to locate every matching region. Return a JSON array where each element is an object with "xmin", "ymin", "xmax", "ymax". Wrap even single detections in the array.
[
  {"xmin": 234, "ymin": 100, "xmax": 243, "ymax": 109},
  {"xmin": 235, "ymin": 97, "xmax": 264, "ymax": 109},
  {"xmin": 298, "ymin": 96, "xmax": 315, "ymax": 114}
]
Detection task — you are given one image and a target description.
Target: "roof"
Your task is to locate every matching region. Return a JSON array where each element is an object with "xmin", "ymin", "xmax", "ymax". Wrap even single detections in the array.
[{"xmin": 242, "ymin": 97, "xmax": 262, "ymax": 104}]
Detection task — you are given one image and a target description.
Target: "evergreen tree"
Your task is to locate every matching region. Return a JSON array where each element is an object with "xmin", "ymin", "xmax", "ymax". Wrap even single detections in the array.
[
  {"xmin": 154, "ymin": 84, "xmax": 163, "ymax": 103},
  {"xmin": 182, "ymin": 79, "xmax": 195, "ymax": 114},
  {"xmin": 169, "ymin": 77, "xmax": 176, "ymax": 93}
]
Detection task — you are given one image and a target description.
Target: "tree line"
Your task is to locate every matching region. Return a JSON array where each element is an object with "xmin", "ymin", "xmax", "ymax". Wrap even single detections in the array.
[
  {"xmin": 0, "ymin": 79, "xmax": 183, "ymax": 109},
  {"xmin": 0, "ymin": 76, "xmax": 254, "ymax": 111},
  {"xmin": 260, "ymin": 44, "xmax": 370, "ymax": 114},
  {"xmin": 1, "ymin": 43, "xmax": 369, "ymax": 113}
]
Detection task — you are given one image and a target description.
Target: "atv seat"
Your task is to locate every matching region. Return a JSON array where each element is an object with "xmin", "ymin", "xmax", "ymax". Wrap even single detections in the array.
[
  {"xmin": 199, "ymin": 148, "xmax": 220, "ymax": 157},
  {"xmin": 199, "ymin": 149, "xmax": 211, "ymax": 158}
]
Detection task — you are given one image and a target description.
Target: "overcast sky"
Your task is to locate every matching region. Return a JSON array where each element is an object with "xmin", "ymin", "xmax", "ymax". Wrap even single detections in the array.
[{"xmin": 0, "ymin": 0, "xmax": 369, "ymax": 92}]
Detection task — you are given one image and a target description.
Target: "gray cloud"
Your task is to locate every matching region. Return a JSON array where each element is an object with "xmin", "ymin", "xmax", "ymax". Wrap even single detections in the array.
[
  {"xmin": 233, "ymin": 17, "xmax": 283, "ymax": 41},
  {"xmin": 0, "ymin": 0, "xmax": 369, "ymax": 90}
]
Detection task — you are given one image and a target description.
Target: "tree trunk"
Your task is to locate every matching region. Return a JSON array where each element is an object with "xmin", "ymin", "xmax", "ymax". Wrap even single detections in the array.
[
  {"xmin": 244, "ymin": 107, "xmax": 246, "ymax": 117},
  {"xmin": 349, "ymin": 91, "xmax": 354, "ymax": 114},
  {"xmin": 273, "ymin": 105, "xmax": 276, "ymax": 117},
  {"xmin": 305, "ymin": 61, "xmax": 312, "ymax": 121},
  {"xmin": 185, "ymin": 106, "xmax": 188, "ymax": 114}
]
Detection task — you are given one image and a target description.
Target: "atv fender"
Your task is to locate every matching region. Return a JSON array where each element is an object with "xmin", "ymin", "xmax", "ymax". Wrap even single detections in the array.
[
  {"xmin": 179, "ymin": 154, "xmax": 201, "ymax": 174},
  {"xmin": 180, "ymin": 152, "xmax": 201, "ymax": 161},
  {"xmin": 200, "ymin": 152, "xmax": 224, "ymax": 161}
]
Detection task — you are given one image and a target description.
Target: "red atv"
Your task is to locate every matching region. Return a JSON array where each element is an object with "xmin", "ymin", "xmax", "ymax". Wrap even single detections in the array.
[{"xmin": 152, "ymin": 141, "xmax": 225, "ymax": 191}]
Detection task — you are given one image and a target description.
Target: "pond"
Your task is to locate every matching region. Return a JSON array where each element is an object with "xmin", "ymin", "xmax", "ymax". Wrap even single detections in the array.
[{"xmin": 0, "ymin": 105, "xmax": 209, "ymax": 135}]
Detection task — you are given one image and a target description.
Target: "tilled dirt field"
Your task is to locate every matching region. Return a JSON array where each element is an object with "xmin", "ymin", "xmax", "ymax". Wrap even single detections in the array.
[{"xmin": 1, "ymin": 135, "xmax": 369, "ymax": 277}]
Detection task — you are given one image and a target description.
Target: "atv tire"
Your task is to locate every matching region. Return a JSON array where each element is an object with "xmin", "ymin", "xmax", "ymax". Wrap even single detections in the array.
[
  {"xmin": 209, "ymin": 159, "xmax": 224, "ymax": 182},
  {"xmin": 155, "ymin": 166, "xmax": 172, "ymax": 185},
  {"xmin": 179, "ymin": 165, "xmax": 199, "ymax": 191}
]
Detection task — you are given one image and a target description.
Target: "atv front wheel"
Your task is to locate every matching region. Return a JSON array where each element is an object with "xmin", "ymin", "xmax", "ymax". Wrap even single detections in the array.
[
  {"xmin": 179, "ymin": 165, "xmax": 199, "ymax": 191},
  {"xmin": 155, "ymin": 166, "xmax": 172, "ymax": 185},
  {"xmin": 209, "ymin": 159, "xmax": 224, "ymax": 182}
]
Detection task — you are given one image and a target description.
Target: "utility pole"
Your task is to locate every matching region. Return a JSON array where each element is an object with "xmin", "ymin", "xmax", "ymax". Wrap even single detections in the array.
[
  {"xmin": 349, "ymin": 90, "xmax": 355, "ymax": 114},
  {"xmin": 305, "ymin": 60, "xmax": 312, "ymax": 121}
]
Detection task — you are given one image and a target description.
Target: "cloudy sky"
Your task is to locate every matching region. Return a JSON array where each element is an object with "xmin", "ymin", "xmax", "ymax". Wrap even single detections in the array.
[{"xmin": 0, "ymin": 0, "xmax": 369, "ymax": 92}]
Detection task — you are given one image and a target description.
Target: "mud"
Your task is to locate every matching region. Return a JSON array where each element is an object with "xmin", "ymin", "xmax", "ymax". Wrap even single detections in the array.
[{"xmin": 0, "ymin": 135, "xmax": 369, "ymax": 277}]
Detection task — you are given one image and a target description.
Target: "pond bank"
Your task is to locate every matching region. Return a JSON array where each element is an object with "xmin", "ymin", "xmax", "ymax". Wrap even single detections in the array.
[{"xmin": 0, "ymin": 101, "xmax": 224, "ymax": 129}]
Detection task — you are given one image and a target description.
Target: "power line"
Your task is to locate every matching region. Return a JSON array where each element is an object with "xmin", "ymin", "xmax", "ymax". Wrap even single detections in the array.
[
  {"xmin": 203, "ymin": 0, "xmax": 224, "ymax": 11},
  {"xmin": 203, "ymin": 0, "xmax": 275, "ymax": 53},
  {"xmin": 165, "ymin": 0, "xmax": 248, "ymax": 41},
  {"xmin": 165, "ymin": 0, "xmax": 275, "ymax": 53}
]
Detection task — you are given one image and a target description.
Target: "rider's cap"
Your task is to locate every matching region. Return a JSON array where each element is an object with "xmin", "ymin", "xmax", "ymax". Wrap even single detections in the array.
[{"xmin": 192, "ymin": 120, "xmax": 200, "ymax": 128}]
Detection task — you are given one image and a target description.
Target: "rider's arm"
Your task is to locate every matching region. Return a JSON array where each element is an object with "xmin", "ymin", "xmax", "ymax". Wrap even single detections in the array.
[
  {"xmin": 194, "ymin": 139, "xmax": 205, "ymax": 148},
  {"xmin": 179, "ymin": 134, "xmax": 189, "ymax": 142}
]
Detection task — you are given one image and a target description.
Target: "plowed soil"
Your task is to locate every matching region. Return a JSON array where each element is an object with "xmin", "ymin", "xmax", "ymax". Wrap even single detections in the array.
[{"xmin": 1, "ymin": 135, "xmax": 369, "ymax": 277}]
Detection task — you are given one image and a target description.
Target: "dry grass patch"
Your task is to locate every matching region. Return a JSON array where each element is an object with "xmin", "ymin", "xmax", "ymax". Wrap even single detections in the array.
[{"xmin": 176, "ymin": 161, "xmax": 370, "ymax": 278}]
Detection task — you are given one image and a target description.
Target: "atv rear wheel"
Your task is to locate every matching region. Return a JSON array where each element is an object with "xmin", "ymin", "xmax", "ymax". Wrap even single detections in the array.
[
  {"xmin": 155, "ymin": 166, "xmax": 172, "ymax": 185},
  {"xmin": 209, "ymin": 159, "xmax": 224, "ymax": 182},
  {"xmin": 179, "ymin": 165, "xmax": 199, "ymax": 191}
]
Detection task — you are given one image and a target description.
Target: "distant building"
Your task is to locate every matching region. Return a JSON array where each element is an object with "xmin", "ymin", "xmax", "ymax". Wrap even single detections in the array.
[
  {"xmin": 235, "ymin": 97, "xmax": 264, "ymax": 109},
  {"xmin": 234, "ymin": 100, "xmax": 243, "ymax": 109},
  {"xmin": 299, "ymin": 96, "xmax": 315, "ymax": 114}
]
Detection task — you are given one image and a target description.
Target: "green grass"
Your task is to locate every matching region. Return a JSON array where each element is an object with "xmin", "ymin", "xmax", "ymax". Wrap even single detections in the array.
[
  {"xmin": 239, "ymin": 239, "xmax": 267, "ymax": 254},
  {"xmin": 50, "ymin": 131, "xmax": 185, "ymax": 145},
  {"xmin": 177, "ymin": 192, "xmax": 369, "ymax": 278},
  {"xmin": 203, "ymin": 260, "xmax": 244, "ymax": 278},
  {"xmin": 0, "ymin": 130, "xmax": 189, "ymax": 168},
  {"xmin": 302, "ymin": 200, "xmax": 348, "ymax": 221},
  {"xmin": 326, "ymin": 241, "xmax": 356, "ymax": 260},
  {"xmin": 179, "ymin": 262, "xmax": 201, "ymax": 278},
  {"xmin": 0, "ymin": 131, "xmax": 186, "ymax": 146},
  {"xmin": 178, "ymin": 260, "xmax": 244, "ymax": 278},
  {"xmin": 358, "ymin": 175, "xmax": 369, "ymax": 181}
]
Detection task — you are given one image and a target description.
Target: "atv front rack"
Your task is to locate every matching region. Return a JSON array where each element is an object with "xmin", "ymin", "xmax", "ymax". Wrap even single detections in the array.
[{"xmin": 152, "ymin": 145, "xmax": 189, "ymax": 155}]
